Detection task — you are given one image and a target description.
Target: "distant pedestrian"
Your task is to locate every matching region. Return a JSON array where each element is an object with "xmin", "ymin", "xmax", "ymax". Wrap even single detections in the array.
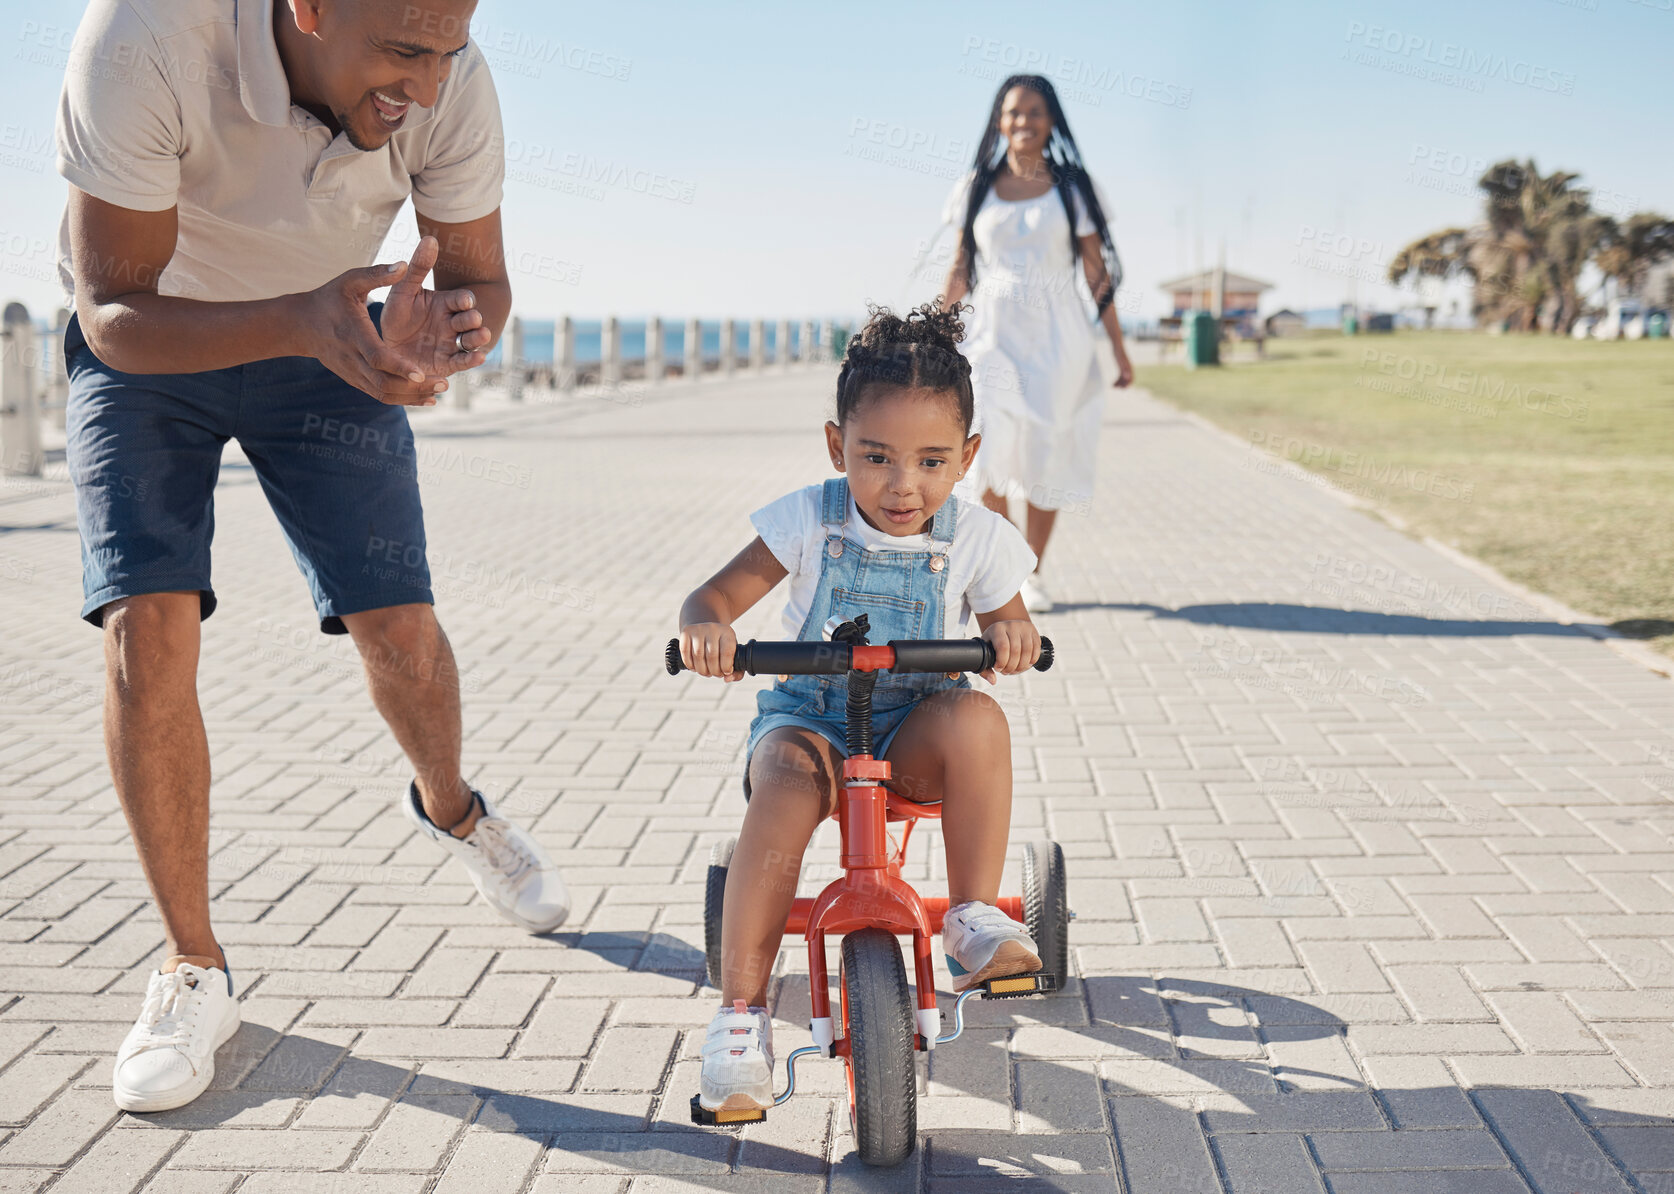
[{"xmin": 939, "ymin": 74, "xmax": 1133, "ymax": 612}]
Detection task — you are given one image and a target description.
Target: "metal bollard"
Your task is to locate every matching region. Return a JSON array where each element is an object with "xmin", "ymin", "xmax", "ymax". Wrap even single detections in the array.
[
  {"xmin": 506, "ymin": 315, "xmax": 526, "ymax": 401},
  {"xmin": 749, "ymin": 318, "xmax": 765, "ymax": 371},
  {"xmin": 777, "ymin": 319, "xmax": 792, "ymax": 371},
  {"xmin": 647, "ymin": 316, "xmax": 663, "ymax": 384},
  {"xmin": 49, "ymin": 308, "xmax": 69, "ymax": 430},
  {"xmin": 451, "ymin": 358, "xmax": 472, "ymax": 411},
  {"xmin": 1, "ymin": 302, "xmax": 43, "ymax": 477},
  {"xmin": 601, "ymin": 315, "xmax": 621, "ymax": 386},
  {"xmin": 685, "ymin": 317, "xmax": 701, "ymax": 383}
]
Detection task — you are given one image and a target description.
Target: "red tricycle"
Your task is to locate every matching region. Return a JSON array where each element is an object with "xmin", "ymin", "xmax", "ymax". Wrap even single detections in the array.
[{"xmin": 664, "ymin": 614, "xmax": 1071, "ymax": 1167}]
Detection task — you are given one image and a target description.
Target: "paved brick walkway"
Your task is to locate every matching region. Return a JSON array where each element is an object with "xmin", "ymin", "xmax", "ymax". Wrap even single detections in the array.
[{"xmin": 2, "ymin": 367, "xmax": 1674, "ymax": 1193}]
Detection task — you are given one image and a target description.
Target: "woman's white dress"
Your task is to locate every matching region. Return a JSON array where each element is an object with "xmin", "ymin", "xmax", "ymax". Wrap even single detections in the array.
[{"xmin": 941, "ymin": 173, "xmax": 1110, "ymax": 511}]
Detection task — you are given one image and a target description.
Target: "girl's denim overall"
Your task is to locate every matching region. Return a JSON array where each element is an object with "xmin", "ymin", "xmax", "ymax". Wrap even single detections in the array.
[{"xmin": 743, "ymin": 478, "xmax": 970, "ymax": 798}]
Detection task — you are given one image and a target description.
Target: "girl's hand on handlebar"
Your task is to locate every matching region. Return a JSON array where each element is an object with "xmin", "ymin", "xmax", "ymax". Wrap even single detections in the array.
[
  {"xmin": 980, "ymin": 620, "xmax": 1042, "ymax": 683},
  {"xmin": 680, "ymin": 622, "xmax": 743, "ymax": 681}
]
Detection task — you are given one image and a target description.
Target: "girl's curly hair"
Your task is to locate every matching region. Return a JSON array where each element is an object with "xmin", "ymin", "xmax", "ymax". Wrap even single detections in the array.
[{"xmin": 834, "ymin": 301, "xmax": 975, "ymax": 432}]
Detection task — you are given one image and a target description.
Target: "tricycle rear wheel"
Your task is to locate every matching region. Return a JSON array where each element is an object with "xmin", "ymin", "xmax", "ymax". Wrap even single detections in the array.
[
  {"xmin": 1023, "ymin": 840, "xmax": 1070, "ymax": 991},
  {"xmin": 839, "ymin": 928, "xmax": 917, "ymax": 1166},
  {"xmin": 703, "ymin": 837, "xmax": 735, "ymax": 989}
]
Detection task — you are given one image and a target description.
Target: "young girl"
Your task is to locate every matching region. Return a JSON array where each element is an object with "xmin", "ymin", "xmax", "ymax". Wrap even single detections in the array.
[{"xmin": 677, "ymin": 302, "xmax": 1046, "ymax": 1114}]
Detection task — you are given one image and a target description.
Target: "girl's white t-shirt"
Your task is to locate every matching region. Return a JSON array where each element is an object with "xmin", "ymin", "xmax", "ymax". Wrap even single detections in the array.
[{"xmin": 750, "ymin": 485, "xmax": 1038, "ymax": 639}]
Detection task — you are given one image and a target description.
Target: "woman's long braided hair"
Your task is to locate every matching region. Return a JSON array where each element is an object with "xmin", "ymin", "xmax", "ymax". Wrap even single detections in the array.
[
  {"xmin": 957, "ymin": 74, "xmax": 1122, "ymax": 315},
  {"xmin": 834, "ymin": 302, "xmax": 976, "ymax": 433}
]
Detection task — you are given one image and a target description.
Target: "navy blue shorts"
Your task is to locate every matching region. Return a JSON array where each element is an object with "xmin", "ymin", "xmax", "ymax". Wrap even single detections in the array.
[{"xmin": 64, "ymin": 306, "xmax": 432, "ymax": 635}]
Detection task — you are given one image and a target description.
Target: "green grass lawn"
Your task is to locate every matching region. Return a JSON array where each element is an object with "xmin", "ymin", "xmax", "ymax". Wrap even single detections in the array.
[{"xmin": 1141, "ymin": 330, "xmax": 1674, "ymax": 654}]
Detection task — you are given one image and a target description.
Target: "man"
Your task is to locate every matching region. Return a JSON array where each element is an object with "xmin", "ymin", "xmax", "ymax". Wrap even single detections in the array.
[{"xmin": 55, "ymin": 0, "xmax": 567, "ymax": 1114}]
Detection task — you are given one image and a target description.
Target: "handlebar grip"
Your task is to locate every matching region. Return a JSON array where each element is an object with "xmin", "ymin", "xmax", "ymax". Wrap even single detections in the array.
[
  {"xmin": 1037, "ymin": 637, "xmax": 1054, "ymax": 671},
  {"xmin": 886, "ymin": 639, "xmax": 991, "ymax": 674},
  {"xmin": 664, "ymin": 638, "xmax": 853, "ymax": 676}
]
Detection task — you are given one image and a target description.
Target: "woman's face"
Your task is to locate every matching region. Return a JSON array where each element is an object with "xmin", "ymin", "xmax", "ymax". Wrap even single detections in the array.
[{"xmin": 998, "ymin": 86, "xmax": 1052, "ymax": 157}]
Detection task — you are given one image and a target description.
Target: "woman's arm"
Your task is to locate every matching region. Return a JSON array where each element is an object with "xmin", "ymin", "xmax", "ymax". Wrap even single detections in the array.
[
  {"xmin": 941, "ymin": 239, "xmax": 970, "ymax": 308},
  {"xmin": 678, "ymin": 536, "xmax": 789, "ymax": 679},
  {"xmin": 1079, "ymin": 231, "xmax": 1133, "ymax": 388}
]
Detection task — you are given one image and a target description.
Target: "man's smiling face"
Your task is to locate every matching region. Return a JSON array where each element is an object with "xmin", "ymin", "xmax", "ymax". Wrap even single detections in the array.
[{"xmin": 286, "ymin": 0, "xmax": 479, "ymax": 151}]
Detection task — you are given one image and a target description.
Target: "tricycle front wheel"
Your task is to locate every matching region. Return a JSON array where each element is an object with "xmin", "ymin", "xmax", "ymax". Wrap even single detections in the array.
[{"xmin": 839, "ymin": 928, "xmax": 917, "ymax": 1166}]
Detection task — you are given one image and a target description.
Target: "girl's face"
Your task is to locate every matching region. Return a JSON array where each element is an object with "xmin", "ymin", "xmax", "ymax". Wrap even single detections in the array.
[
  {"xmin": 824, "ymin": 388, "xmax": 979, "ymax": 538},
  {"xmin": 999, "ymin": 86, "xmax": 1051, "ymax": 158}
]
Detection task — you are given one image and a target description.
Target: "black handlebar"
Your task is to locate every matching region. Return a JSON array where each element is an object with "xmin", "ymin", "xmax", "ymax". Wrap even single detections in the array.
[{"xmin": 664, "ymin": 636, "xmax": 1054, "ymax": 677}]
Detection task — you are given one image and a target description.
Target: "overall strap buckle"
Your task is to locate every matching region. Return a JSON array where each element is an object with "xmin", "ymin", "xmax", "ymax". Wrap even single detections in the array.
[{"xmin": 821, "ymin": 477, "xmax": 848, "ymax": 559}]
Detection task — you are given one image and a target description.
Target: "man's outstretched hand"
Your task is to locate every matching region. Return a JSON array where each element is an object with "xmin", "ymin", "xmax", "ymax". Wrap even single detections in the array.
[
  {"xmin": 380, "ymin": 235, "xmax": 493, "ymax": 381},
  {"xmin": 302, "ymin": 235, "xmax": 492, "ymax": 407}
]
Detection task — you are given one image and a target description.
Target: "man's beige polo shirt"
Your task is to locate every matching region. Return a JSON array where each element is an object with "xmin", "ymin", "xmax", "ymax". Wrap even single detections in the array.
[{"xmin": 55, "ymin": 0, "xmax": 504, "ymax": 304}]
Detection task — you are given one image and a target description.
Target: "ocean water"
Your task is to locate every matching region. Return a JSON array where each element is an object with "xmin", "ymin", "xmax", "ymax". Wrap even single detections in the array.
[{"xmin": 490, "ymin": 320, "xmax": 803, "ymax": 366}]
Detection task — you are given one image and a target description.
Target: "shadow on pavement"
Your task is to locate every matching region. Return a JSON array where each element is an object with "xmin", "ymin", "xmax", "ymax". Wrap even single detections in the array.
[
  {"xmin": 1077, "ymin": 601, "xmax": 1602, "ymax": 638},
  {"xmin": 111, "ymin": 970, "xmax": 1673, "ymax": 1189}
]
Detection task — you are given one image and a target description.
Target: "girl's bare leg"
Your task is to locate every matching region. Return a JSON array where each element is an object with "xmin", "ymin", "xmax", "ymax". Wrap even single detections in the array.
[
  {"xmin": 883, "ymin": 688, "xmax": 1013, "ymax": 906},
  {"xmin": 720, "ymin": 728, "xmax": 842, "ymax": 1008}
]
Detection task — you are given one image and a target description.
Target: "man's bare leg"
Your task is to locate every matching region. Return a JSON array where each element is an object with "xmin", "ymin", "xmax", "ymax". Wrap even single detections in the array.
[
  {"xmin": 340, "ymin": 603, "xmax": 478, "ymax": 838},
  {"xmin": 102, "ymin": 592, "xmax": 223, "ymax": 974}
]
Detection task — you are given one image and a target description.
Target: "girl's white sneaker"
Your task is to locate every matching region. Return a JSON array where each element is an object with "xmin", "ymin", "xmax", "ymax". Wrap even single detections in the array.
[
  {"xmin": 698, "ymin": 1000, "xmax": 775, "ymax": 1112},
  {"xmin": 402, "ymin": 782, "xmax": 570, "ymax": 933},
  {"xmin": 112, "ymin": 964, "xmax": 241, "ymax": 1112},
  {"xmin": 942, "ymin": 901, "xmax": 1042, "ymax": 993}
]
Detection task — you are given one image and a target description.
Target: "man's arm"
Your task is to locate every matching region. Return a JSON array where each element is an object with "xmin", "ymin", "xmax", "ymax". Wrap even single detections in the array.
[
  {"xmin": 69, "ymin": 188, "xmax": 446, "ymax": 404},
  {"xmin": 417, "ymin": 206, "xmax": 511, "ymax": 356},
  {"xmin": 69, "ymin": 189, "xmax": 301, "ymax": 372}
]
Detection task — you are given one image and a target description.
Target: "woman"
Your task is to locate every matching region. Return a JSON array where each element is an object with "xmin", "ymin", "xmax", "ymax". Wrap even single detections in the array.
[{"xmin": 940, "ymin": 74, "xmax": 1134, "ymax": 612}]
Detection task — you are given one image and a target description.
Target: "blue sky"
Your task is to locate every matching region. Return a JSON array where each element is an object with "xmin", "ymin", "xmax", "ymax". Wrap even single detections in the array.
[{"xmin": 0, "ymin": 0, "xmax": 1667, "ymax": 324}]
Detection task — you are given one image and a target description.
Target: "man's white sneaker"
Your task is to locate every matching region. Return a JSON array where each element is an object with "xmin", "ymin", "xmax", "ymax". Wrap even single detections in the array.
[
  {"xmin": 113, "ymin": 964, "xmax": 241, "ymax": 1113},
  {"xmin": 698, "ymin": 1000, "xmax": 775, "ymax": 1112},
  {"xmin": 403, "ymin": 782, "xmax": 570, "ymax": 933},
  {"xmin": 1021, "ymin": 573, "xmax": 1054, "ymax": 613},
  {"xmin": 942, "ymin": 901, "xmax": 1041, "ymax": 993}
]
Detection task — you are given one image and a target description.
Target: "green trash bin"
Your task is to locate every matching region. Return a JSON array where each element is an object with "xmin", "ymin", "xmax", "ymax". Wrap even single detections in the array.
[
  {"xmin": 1184, "ymin": 310, "xmax": 1219, "ymax": 368},
  {"xmin": 1648, "ymin": 312, "xmax": 1669, "ymax": 339},
  {"xmin": 1342, "ymin": 312, "xmax": 1359, "ymax": 335}
]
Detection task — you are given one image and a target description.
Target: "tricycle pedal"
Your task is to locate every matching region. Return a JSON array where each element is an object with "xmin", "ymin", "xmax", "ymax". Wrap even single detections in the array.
[
  {"xmin": 689, "ymin": 1094, "xmax": 767, "ymax": 1126},
  {"xmin": 979, "ymin": 972, "xmax": 1058, "ymax": 999}
]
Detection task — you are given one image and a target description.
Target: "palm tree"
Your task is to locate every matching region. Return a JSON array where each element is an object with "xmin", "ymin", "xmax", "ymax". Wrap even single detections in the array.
[
  {"xmin": 1595, "ymin": 212, "xmax": 1674, "ymax": 302},
  {"xmin": 1389, "ymin": 159, "xmax": 1617, "ymax": 334}
]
